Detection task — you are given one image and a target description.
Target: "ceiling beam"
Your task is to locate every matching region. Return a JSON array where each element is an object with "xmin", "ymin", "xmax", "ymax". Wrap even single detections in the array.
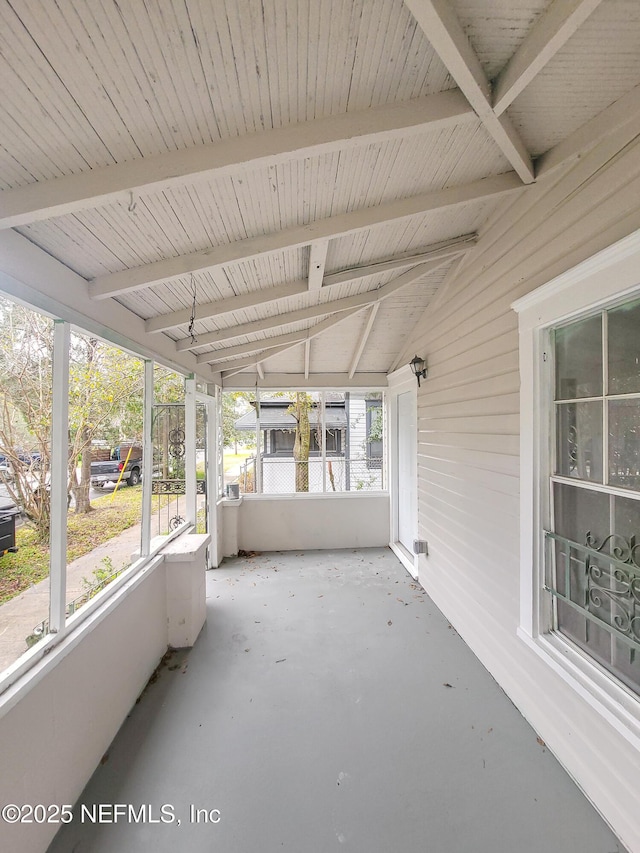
[
  {"xmin": 196, "ymin": 328, "xmax": 309, "ymax": 364},
  {"xmin": 304, "ymin": 340, "xmax": 311, "ymax": 379},
  {"xmin": 216, "ymin": 257, "xmax": 453, "ymax": 374},
  {"xmin": 225, "ymin": 372, "xmax": 389, "ymax": 390},
  {"xmin": 190, "ymin": 259, "xmax": 444, "ymax": 362},
  {"xmin": 404, "ymin": 0, "xmax": 535, "ymax": 183},
  {"xmin": 492, "ymin": 0, "xmax": 604, "ymax": 115},
  {"xmin": 147, "ymin": 280, "xmax": 308, "ymax": 334},
  {"xmin": 92, "ymin": 173, "xmax": 520, "ymax": 300},
  {"xmin": 220, "ymin": 342, "xmax": 307, "ymax": 379},
  {"xmin": 348, "ymin": 303, "xmax": 381, "ymax": 379},
  {"xmin": 308, "ymin": 240, "xmax": 329, "ymax": 290},
  {"xmin": 172, "ymin": 235, "xmax": 475, "ymax": 346},
  {"xmin": 321, "ymin": 234, "xmax": 477, "ymax": 286},
  {"xmin": 220, "ymin": 307, "xmax": 367, "ymax": 378},
  {"xmin": 0, "ymin": 90, "xmax": 474, "ymax": 231}
]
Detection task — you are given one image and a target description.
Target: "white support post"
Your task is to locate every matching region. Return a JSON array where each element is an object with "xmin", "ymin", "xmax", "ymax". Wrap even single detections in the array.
[
  {"xmin": 206, "ymin": 393, "xmax": 218, "ymax": 566},
  {"xmin": 321, "ymin": 391, "xmax": 327, "ymax": 492},
  {"xmin": 185, "ymin": 375, "xmax": 197, "ymax": 526},
  {"xmin": 49, "ymin": 320, "xmax": 70, "ymax": 634},
  {"xmin": 216, "ymin": 386, "xmax": 224, "ymax": 499},
  {"xmin": 140, "ymin": 360, "xmax": 154, "ymax": 556},
  {"xmin": 255, "ymin": 389, "xmax": 262, "ymax": 494}
]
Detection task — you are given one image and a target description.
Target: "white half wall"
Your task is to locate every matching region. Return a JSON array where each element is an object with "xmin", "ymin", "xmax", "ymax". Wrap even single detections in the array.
[
  {"xmin": 232, "ymin": 494, "xmax": 390, "ymax": 553},
  {"xmin": 0, "ymin": 528, "xmax": 210, "ymax": 853}
]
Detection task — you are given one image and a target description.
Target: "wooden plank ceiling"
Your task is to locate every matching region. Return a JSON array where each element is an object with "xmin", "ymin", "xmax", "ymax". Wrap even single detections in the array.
[{"xmin": 0, "ymin": 0, "xmax": 639, "ymax": 386}]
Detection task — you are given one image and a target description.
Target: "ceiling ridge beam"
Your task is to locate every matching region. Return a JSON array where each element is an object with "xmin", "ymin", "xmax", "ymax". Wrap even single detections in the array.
[
  {"xmin": 94, "ymin": 174, "xmax": 519, "ymax": 300},
  {"xmin": 172, "ymin": 235, "xmax": 476, "ymax": 345},
  {"xmin": 404, "ymin": 0, "xmax": 535, "ymax": 183},
  {"xmin": 492, "ymin": 0, "xmax": 604, "ymax": 115},
  {"xmin": 0, "ymin": 90, "xmax": 474, "ymax": 231}
]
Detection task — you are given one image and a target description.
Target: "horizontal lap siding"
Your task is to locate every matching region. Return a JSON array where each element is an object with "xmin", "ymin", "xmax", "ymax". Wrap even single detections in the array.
[
  {"xmin": 406, "ymin": 132, "xmax": 640, "ymax": 850},
  {"xmin": 411, "ymin": 135, "xmax": 640, "ymax": 615}
]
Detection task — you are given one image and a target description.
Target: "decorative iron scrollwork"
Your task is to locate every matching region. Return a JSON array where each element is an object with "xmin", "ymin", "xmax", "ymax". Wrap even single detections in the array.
[
  {"xmin": 152, "ymin": 479, "xmax": 206, "ymax": 496},
  {"xmin": 585, "ymin": 531, "xmax": 640, "ymax": 568},
  {"xmin": 584, "ymin": 532, "xmax": 640, "ymax": 642},
  {"xmin": 544, "ymin": 530, "xmax": 640, "ymax": 651},
  {"xmin": 168, "ymin": 428, "xmax": 186, "ymax": 459}
]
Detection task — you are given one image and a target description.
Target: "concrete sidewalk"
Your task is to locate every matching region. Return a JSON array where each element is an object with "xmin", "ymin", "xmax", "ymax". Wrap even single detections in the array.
[
  {"xmin": 0, "ymin": 521, "xmax": 144, "ymax": 672},
  {"xmin": 0, "ymin": 493, "xmax": 193, "ymax": 672}
]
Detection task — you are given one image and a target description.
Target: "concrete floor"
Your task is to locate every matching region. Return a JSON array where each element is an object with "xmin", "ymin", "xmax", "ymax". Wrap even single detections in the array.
[{"xmin": 47, "ymin": 548, "xmax": 626, "ymax": 853}]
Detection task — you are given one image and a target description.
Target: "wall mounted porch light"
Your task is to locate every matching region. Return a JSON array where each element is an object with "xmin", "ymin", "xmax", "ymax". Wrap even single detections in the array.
[{"xmin": 410, "ymin": 355, "xmax": 427, "ymax": 387}]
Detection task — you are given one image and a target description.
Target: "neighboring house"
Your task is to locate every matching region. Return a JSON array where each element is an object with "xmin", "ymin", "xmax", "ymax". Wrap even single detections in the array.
[{"xmin": 234, "ymin": 393, "xmax": 383, "ymax": 493}]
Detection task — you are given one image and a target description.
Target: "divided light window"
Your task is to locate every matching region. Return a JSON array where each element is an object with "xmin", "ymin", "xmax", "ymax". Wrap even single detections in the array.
[{"xmin": 548, "ymin": 296, "xmax": 640, "ymax": 694}]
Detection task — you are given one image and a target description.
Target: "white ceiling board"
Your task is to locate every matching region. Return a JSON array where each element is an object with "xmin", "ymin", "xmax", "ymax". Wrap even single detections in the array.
[
  {"xmin": 11, "ymin": 121, "xmax": 499, "ymax": 282},
  {"xmin": 0, "ymin": 0, "xmax": 453, "ymax": 193},
  {"xmin": 2, "ymin": 0, "xmax": 640, "ymax": 384},
  {"xmin": 450, "ymin": 0, "xmax": 551, "ymax": 81},
  {"xmin": 508, "ymin": 0, "xmax": 640, "ymax": 156},
  {"xmin": 256, "ymin": 342, "xmax": 307, "ymax": 375},
  {"xmin": 326, "ymin": 197, "xmax": 504, "ymax": 271},
  {"xmin": 284, "ymin": 312, "xmax": 372, "ymax": 374}
]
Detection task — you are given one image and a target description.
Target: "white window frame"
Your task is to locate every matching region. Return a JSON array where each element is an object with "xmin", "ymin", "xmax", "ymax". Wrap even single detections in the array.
[
  {"xmin": 0, "ymin": 314, "xmax": 194, "ymax": 700},
  {"xmin": 513, "ymin": 229, "xmax": 640, "ymax": 748}
]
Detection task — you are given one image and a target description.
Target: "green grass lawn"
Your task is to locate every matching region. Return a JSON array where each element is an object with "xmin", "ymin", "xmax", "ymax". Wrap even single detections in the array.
[
  {"xmin": 0, "ymin": 486, "xmax": 144, "ymax": 605},
  {"xmin": 223, "ymin": 451, "xmax": 252, "ymax": 473}
]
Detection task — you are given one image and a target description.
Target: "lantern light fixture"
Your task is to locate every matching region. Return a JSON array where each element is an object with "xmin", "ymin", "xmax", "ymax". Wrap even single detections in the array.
[{"xmin": 410, "ymin": 355, "xmax": 427, "ymax": 387}]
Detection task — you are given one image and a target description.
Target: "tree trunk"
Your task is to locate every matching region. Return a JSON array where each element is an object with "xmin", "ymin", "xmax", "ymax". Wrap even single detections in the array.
[
  {"xmin": 293, "ymin": 393, "xmax": 310, "ymax": 492},
  {"xmin": 74, "ymin": 427, "xmax": 93, "ymax": 513}
]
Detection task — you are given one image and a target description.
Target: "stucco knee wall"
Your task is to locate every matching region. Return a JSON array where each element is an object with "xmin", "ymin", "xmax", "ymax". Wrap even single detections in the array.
[
  {"xmin": 234, "ymin": 494, "xmax": 390, "ymax": 553},
  {"xmin": 0, "ymin": 563, "xmax": 168, "ymax": 853}
]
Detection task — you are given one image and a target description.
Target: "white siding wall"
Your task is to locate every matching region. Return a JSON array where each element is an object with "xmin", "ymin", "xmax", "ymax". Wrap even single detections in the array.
[{"xmin": 400, "ymin": 131, "xmax": 640, "ymax": 852}]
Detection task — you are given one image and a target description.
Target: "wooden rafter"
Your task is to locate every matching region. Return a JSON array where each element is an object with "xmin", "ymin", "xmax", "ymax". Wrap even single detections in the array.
[
  {"xmin": 0, "ymin": 90, "xmax": 473, "ymax": 231},
  {"xmin": 217, "ymin": 308, "xmax": 367, "ymax": 376},
  {"xmin": 492, "ymin": 0, "xmax": 604, "ymax": 115},
  {"xmin": 404, "ymin": 0, "xmax": 535, "ymax": 183},
  {"xmin": 348, "ymin": 303, "xmax": 381, "ymax": 379},
  {"xmin": 308, "ymin": 240, "xmax": 329, "ymax": 291},
  {"xmin": 93, "ymin": 174, "xmax": 520, "ymax": 301},
  {"xmin": 213, "ymin": 256, "xmax": 454, "ymax": 374},
  {"xmin": 171, "ymin": 235, "xmax": 476, "ymax": 345}
]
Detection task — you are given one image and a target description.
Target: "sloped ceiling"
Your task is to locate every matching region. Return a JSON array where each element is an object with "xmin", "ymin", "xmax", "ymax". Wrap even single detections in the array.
[{"xmin": 1, "ymin": 0, "xmax": 639, "ymax": 386}]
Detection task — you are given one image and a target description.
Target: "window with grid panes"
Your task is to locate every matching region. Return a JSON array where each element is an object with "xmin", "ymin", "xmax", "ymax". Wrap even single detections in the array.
[{"xmin": 549, "ymin": 297, "xmax": 640, "ymax": 694}]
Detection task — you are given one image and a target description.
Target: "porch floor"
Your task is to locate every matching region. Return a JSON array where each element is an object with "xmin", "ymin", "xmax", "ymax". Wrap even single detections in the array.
[{"xmin": 48, "ymin": 548, "xmax": 625, "ymax": 853}]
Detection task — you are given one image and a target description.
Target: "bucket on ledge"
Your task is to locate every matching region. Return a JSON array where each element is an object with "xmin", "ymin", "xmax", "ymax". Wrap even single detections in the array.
[{"xmin": 226, "ymin": 483, "xmax": 240, "ymax": 499}]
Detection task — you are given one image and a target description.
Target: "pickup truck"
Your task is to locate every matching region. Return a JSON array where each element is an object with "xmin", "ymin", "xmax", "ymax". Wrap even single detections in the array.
[{"xmin": 90, "ymin": 445, "xmax": 142, "ymax": 488}]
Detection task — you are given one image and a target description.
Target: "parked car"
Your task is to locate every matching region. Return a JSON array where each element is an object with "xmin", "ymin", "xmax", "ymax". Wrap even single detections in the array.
[
  {"xmin": 0, "ymin": 455, "xmax": 10, "ymax": 478},
  {"xmin": 90, "ymin": 444, "xmax": 143, "ymax": 488},
  {"xmin": 0, "ymin": 496, "xmax": 20, "ymax": 557}
]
